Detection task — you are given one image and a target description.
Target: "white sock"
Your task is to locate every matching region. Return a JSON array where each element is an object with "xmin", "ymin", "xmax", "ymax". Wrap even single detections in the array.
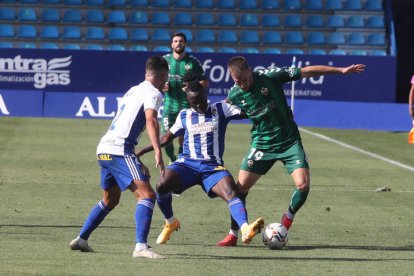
[
  {"xmin": 286, "ymin": 210, "xmax": 295, "ymax": 220},
  {"xmin": 166, "ymin": 216, "xmax": 175, "ymax": 224},
  {"xmin": 240, "ymin": 222, "xmax": 248, "ymax": 230},
  {"xmin": 135, "ymin": 243, "xmax": 148, "ymax": 251},
  {"xmin": 230, "ymin": 229, "xmax": 239, "ymax": 237}
]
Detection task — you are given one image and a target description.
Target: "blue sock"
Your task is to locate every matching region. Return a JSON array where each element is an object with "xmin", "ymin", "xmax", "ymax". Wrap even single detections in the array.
[
  {"xmin": 135, "ymin": 198, "xmax": 155, "ymax": 243},
  {"xmin": 228, "ymin": 197, "xmax": 247, "ymax": 228},
  {"xmin": 79, "ymin": 200, "xmax": 111, "ymax": 240},
  {"xmin": 156, "ymin": 192, "xmax": 173, "ymax": 219}
]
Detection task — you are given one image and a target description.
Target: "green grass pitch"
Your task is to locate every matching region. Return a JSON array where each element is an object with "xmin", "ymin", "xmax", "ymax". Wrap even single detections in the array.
[{"xmin": 0, "ymin": 117, "xmax": 413, "ymax": 275}]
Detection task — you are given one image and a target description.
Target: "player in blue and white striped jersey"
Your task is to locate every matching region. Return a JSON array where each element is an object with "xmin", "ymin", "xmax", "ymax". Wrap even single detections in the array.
[
  {"xmin": 69, "ymin": 56, "xmax": 168, "ymax": 259},
  {"xmin": 136, "ymin": 80, "xmax": 264, "ymax": 246}
]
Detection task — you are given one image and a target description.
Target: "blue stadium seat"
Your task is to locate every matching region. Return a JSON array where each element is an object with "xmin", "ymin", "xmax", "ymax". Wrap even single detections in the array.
[
  {"xmin": 129, "ymin": 11, "xmax": 149, "ymax": 24},
  {"xmin": 366, "ymin": 16, "xmax": 384, "ymax": 28},
  {"xmin": 153, "ymin": 0, "xmax": 170, "ymax": 7},
  {"xmin": 86, "ymin": 10, "xmax": 104, "ymax": 23},
  {"xmin": 64, "ymin": 0, "xmax": 82, "ymax": 5},
  {"xmin": 197, "ymin": 47, "xmax": 214, "ymax": 53},
  {"xmin": 284, "ymin": 0, "xmax": 301, "ymax": 10},
  {"xmin": 130, "ymin": 28, "xmax": 148, "ymax": 41},
  {"xmin": 240, "ymin": 14, "xmax": 259, "ymax": 27},
  {"xmin": 153, "ymin": 45, "xmax": 171, "ymax": 52},
  {"xmin": 240, "ymin": 31, "xmax": 260, "ymax": 44},
  {"xmin": 152, "ymin": 29, "xmax": 170, "ymax": 42},
  {"xmin": 21, "ymin": 0, "xmax": 39, "ymax": 3},
  {"xmin": 130, "ymin": 0, "xmax": 148, "ymax": 7},
  {"xmin": 109, "ymin": 27, "xmax": 128, "ymax": 41},
  {"xmin": 370, "ymin": 50, "xmax": 387, "ymax": 56},
  {"xmin": 18, "ymin": 25, "xmax": 36, "ymax": 38},
  {"xmin": 0, "ymin": 41, "xmax": 13, "ymax": 48},
  {"xmin": 185, "ymin": 47, "xmax": 193, "ymax": 52},
  {"xmin": 326, "ymin": 15, "xmax": 345, "ymax": 28},
  {"xmin": 306, "ymin": 15, "xmax": 324, "ymax": 28},
  {"xmin": 174, "ymin": 12, "xmax": 192, "ymax": 26},
  {"xmin": 108, "ymin": 0, "xmax": 127, "ymax": 7},
  {"xmin": 347, "ymin": 32, "xmax": 365, "ymax": 45},
  {"xmin": 240, "ymin": 0, "xmax": 257, "ymax": 9},
  {"xmin": 62, "ymin": 26, "xmax": 81, "ymax": 39},
  {"xmin": 195, "ymin": 0, "xmax": 213, "ymax": 9},
  {"xmin": 217, "ymin": 0, "xmax": 235, "ymax": 9},
  {"xmin": 0, "ymin": 8, "xmax": 16, "ymax": 21},
  {"xmin": 344, "ymin": 0, "xmax": 363, "ymax": 11},
  {"xmin": 86, "ymin": 44, "xmax": 104, "ymax": 50},
  {"xmin": 40, "ymin": 25, "xmax": 59, "ymax": 39},
  {"xmin": 218, "ymin": 13, "xmax": 236, "ymax": 26},
  {"xmin": 85, "ymin": 0, "xmax": 105, "ymax": 6},
  {"xmin": 41, "ymin": 43, "xmax": 59, "ymax": 49},
  {"xmin": 42, "ymin": 0, "xmax": 60, "ymax": 3},
  {"xmin": 308, "ymin": 49, "xmax": 326, "ymax": 55},
  {"xmin": 365, "ymin": 0, "xmax": 382, "ymax": 11},
  {"xmin": 346, "ymin": 16, "xmax": 365, "ymax": 28},
  {"xmin": 326, "ymin": 0, "xmax": 343, "ymax": 10},
  {"xmin": 195, "ymin": 29, "xmax": 215, "ymax": 43},
  {"xmin": 152, "ymin": 12, "xmax": 170, "ymax": 25},
  {"xmin": 285, "ymin": 31, "xmax": 304, "ymax": 44},
  {"xmin": 130, "ymin": 45, "xmax": 148, "ymax": 51},
  {"xmin": 219, "ymin": 47, "xmax": 237, "ymax": 53},
  {"xmin": 19, "ymin": 42, "xmax": 36, "ymax": 49},
  {"xmin": 242, "ymin": 47, "xmax": 260, "ymax": 54},
  {"xmin": 108, "ymin": 44, "xmax": 125, "ymax": 51},
  {"xmin": 262, "ymin": 31, "xmax": 282, "ymax": 44},
  {"xmin": 262, "ymin": 0, "xmax": 279, "ymax": 9},
  {"xmin": 176, "ymin": 29, "xmax": 193, "ymax": 42},
  {"xmin": 327, "ymin": 32, "xmax": 346, "ymax": 45},
  {"xmin": 307, "ymin": 31, "xmax": 326, "ymax": 45},
  {"xmin": 64, "ymin": 43, "xmax": 81, "ymax": 50},
  {"xmin": 63, "ymin": 10, "xmax": 82, "ymax": 23},
  {"xmin": 41, "ymin": 9, "xmax": 59, "ymax": 22},
  {"xmin": 196, "ymin": 13, "xmax": 214, "ymax": 26},
  {"xmin": 263, "ymin": 48, "xmax": 281, "ymax": 54},
  {"xmin": 286, "ymin": 48, "xmax": 304, "ymax": 55},
  {"xmin": 174, "ymin": 0, "xmax": 192, "ymax": 8},
  {"xmin": 304, "ymin": 0, "xmax": 322, "ymax": 11},
  {"xmin": 0, "ymin": 24, "xmax": 14, "ymax": 38},
  {"xmin": 284, "ymin": 15, "xmax": 302, "ymax": 28},
  {"xmin": 262, "ymin": 14, "xmax": 281, "ymax": 27},
  {"xmin": 18, "ymin": 8, "xmax": 36, "ymax": 21},
  {"xmin": 367, "ymin": 33, "xmax": 385, "ymax": 45},
  {"xmin": 107, "ymin": 10, "xmax": 126, "ymax": 24},
  {"xmin": 86, "ymin": 27, "xmax": 105, "ymax": 40},
  {"xmin": 218, "ymin": 30, "xmax": 237, "ymax": 43},
  {"xmin": 350, "ymin": 49, "xmax": 368, "ymax": 55}
]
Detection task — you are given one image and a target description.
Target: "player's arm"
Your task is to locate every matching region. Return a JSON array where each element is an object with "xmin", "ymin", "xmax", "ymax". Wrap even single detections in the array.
[
  {"xmin": 144, "ymin": 108, "xmax": 165, "ymax": 175},
  {"xmin": 409, "ymin": 82, "xmax": 414, "ymax": 121},
  {"xmin": 136, "ymin": 131, "xmax": 175, "ymax": 157},
  {"xmin": 300, "ymin": 64, "xmax": 365, "ymax": 78}
]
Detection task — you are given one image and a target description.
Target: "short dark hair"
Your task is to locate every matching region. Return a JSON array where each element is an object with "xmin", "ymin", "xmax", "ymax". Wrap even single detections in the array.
[
  {"xmin": 186, "ymin": 80, "xmax": 205, "ymax": 94},
  {"xmin": 228, "ymin": 56, "xmax": 249, "ymax": 76},
  {"xmin": 170, "ymin": 32, "xmax": 187, "ymax": 43},
  {"xmin": 146, "ymin": 56, "xmax": 169, "ymax": 72}
]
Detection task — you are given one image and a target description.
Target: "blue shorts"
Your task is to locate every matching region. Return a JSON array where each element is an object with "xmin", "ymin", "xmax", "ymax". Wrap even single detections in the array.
[
  {"xmin": 168, "ymin": 158, "xmax": 231, "ymax": 198},
  {"xmin": 98, "ymin": 154, "xmax": 149, "ymax": 192}
]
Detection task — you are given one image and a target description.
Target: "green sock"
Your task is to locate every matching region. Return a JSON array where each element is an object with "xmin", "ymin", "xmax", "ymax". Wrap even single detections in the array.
[
  {"xmin": 289, "ymin": 188, "xmax": 309, "ymax": 214},
  {"xmin": 164, "ymin": 143, "xmax": 176, "ymax": 162}
]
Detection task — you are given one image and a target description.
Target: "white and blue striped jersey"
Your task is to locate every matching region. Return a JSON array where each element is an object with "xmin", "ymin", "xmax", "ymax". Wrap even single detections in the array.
[
  {"xmin": 169, "ymin": 100, "xmax": 242, "ymax": 164},
  {"xmin": 97, "ymin": 81, "xmax": 163, "ymax": 156}
]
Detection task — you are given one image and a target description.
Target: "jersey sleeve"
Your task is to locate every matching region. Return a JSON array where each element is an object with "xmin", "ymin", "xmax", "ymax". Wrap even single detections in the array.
[
  {"xmin": 169, "ymin": 110, "xmax": 185, "ymax": 136},
  {"xmin": 220, "ymin": 100, "xmax": 242, "ymax": 119},
  {"xmin": 190, "ymin": 56, "xmax": 207, "ymax": 81},
  {"xmin": 260, "ymin": 67, "xmax": 301, "ymax": 83},
  {"xmin": 143, "ymin": 89, "xmax": 162, "ymax": 111}
]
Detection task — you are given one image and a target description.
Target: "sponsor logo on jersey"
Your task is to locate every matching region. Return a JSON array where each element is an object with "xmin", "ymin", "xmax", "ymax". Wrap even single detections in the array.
[
  {"xmin": 295, "ymin": 160, "xmax": 301, "ymax": 164},
  {"xmin": 261, "ymin": 87, "xmax": 269, "ymax": 96},
  {"xmin": 185, "ymin": 64, "xmax": 191, "ymax": 71},
  {"xmin": 0, "ymin": 55, "xmax": 72, "ymax": 89},
  {"xmin": 241, "ymin": 99, "xmax": 247, "ymax": 106}
]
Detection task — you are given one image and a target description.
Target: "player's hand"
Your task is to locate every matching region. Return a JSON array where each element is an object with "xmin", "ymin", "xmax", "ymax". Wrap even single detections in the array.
[
  {"xmin": 155, "ymin": 152, "xmax": 165, "ymax": 176},
  {"xmin": 181, "ymin": 82, "xmax": 188, "ymax": 92},
  {"xmin": 343, "ymin": 64, "xmax": 366, "ymax": 74},
  {"xmin": 163, "ymin": 82, "xmax": 169, "ymax": 92}
]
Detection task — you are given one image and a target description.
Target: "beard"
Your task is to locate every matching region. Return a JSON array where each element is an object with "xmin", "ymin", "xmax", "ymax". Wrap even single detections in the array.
[{"xmin": 174, "ymin": 46, "xmax": 185, "ymax": 54}]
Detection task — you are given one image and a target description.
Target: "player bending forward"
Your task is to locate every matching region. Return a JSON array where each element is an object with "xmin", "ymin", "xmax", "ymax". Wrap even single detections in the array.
[{"xmin": 136, "ymin": 80, "xmax": 264, "ymax": 245}]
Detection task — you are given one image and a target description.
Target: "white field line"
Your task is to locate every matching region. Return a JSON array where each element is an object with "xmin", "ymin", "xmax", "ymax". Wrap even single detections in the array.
[{"xmin": 300, "ymin": 128, "xmax": 414, "ymax": 173}]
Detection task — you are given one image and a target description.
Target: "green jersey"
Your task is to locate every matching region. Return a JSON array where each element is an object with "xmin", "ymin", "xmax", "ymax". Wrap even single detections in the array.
[
  {"xmin": 227, "ymin": 67, "xmax": 302, "ymax": 150},
  {"xmin": 163, "ymin": 53, "xmax": 206, "ymax": 114}
]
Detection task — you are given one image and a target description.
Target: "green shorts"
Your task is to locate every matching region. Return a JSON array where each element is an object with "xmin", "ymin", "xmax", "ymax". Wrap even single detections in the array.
[
  {"xmin": 240, "ymin": 141, "xmax": 309, "ymax": 175},
  {"xmin": 161, "ymin": 112, "xmax": 179, "ymax": 133}
]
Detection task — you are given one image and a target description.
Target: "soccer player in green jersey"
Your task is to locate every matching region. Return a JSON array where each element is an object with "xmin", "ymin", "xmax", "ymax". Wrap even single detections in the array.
[
  {"xmin": 162, "ymin": 32, "xmax": 208, "ymax": 162},
  {"xmin": 217, "ymin": 56, "xmax": 366, "ymax": 246}
]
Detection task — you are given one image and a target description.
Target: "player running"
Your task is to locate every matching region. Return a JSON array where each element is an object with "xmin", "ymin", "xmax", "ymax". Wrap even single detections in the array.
[{"xmin": 136, "ymin": 79, "xmax": 264, "ymax": 245}]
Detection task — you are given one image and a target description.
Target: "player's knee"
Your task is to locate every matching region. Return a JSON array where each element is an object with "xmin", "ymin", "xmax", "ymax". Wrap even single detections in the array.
[
  {"xmin": 296, "ymin": 180, "xmax": 310, "ymax": 191},
  {"xmin": 156, "ymin": 179, "xmax": 170, "ymax": 195}
]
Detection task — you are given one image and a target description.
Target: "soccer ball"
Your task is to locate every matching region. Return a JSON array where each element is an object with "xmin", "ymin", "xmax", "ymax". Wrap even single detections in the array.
[{"xmin": 262, "ymin": 222, "xmax": 288, "ymax": 249}]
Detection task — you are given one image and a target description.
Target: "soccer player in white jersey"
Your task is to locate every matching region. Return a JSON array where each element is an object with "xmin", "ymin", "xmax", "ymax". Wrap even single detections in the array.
[
  {"xmin": 69, "ymin": 56, "xmax": 169, "ymax": 259},
  {"xmin": 136, "ymin": 79, "xmax": 264, "ymax": 245}
]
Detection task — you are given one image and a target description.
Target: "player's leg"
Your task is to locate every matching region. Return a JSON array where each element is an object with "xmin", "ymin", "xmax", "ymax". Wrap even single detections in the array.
[
  {"xmin": 162, "ymin": 113, "xmax": 177, "ymax": 163},
  {"xmin": 178, "ymin": 134, "xmax": 184, "ymax": 155}
]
